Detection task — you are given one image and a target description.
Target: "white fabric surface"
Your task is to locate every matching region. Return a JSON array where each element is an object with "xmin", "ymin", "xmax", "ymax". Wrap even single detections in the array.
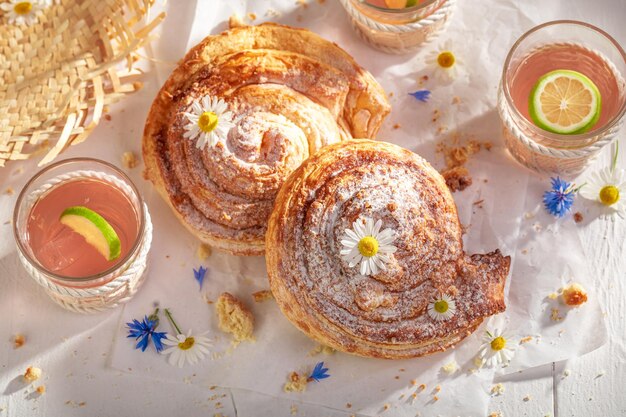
[{"xmin": 1, "ymin": 0, "xmax": 624, "ymax": 416}]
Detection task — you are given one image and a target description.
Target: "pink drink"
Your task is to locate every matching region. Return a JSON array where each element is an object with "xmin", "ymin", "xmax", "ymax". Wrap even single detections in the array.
[
  {"xmin": 509, "ymin": 43, "xmax": 623, "ymax": 132},
  {"xmin": 26, "ymin": 178, "xmax": 139, "ymax": 278}
]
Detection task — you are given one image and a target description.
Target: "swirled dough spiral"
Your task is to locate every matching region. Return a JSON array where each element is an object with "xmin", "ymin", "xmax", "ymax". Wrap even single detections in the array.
[
  {"xmin": 142, "ymin": 24, "xmax": 390, "ymax": 255},
  {"xmin": 266, "ymin": 140, "xmax": 510, "ymax": 359}
]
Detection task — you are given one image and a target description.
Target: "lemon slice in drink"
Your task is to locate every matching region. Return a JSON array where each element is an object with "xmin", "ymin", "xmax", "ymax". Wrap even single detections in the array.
[
  {"xmin": 529, "ymin": 69, "xmax": 602, "ymax": 135},
  {"xmin": 60, "ymin": 206, "xmax": 121, "ymax": 261}
]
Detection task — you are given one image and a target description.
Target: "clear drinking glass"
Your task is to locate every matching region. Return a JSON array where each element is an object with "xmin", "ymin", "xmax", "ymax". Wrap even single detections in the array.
[
  {"xmin": 339, "ymin": 0, "xmax": 456, "ymax": 54},
  {"xmin": 498, "ymin": 21, "xmax": 626, "ymax": 176},
  {"xmin": 13, "ymin": 158, "xmax": 153, "ymax": 313}
]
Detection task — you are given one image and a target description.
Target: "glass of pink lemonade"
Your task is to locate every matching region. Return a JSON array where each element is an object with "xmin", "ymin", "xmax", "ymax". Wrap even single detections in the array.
[
  {"xmin": 13, "ymin": 158, "xmax": 153, "ymax": 313},
  {"xmin": 339, "ymin": 0, "xmax": 455, "ymax": 54},
  {"xmin": 498, "ymin": 21, "xmax": 626, "ymax": 176}
]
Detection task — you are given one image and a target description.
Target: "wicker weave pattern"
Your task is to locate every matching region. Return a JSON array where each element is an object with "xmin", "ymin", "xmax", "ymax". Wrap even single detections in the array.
[{"xmin": 0, "ymin": 0, "xmax": 164, "ymax": 167}]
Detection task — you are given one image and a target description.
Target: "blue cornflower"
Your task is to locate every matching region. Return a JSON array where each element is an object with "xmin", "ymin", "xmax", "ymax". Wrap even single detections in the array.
[
  {"xmin": 126, "ymin": 315, "xmax": 167, "ymax": 353},
  {"xmin": 194, "ymin": 266, "xmax": 207, "ymax": 290},
  {"xmin": 543, "ymin": 177, "xmax": 576, "ymax": 217},
  {"xmin": 409, "ymin": 90, "xmax": 431, "ymax": 103},
  {"xmin": 308, "ymin": 361, "xmax": 330, "ymax": 382}
]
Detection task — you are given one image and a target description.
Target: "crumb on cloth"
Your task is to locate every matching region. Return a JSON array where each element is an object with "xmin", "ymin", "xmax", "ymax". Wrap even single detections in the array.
[
  {"xmin": 252, "ymin": 290, "xmax": 273, "ymax": 303},
  {"xmin": 24, "ymin": 366, "xmax": 42, "ymax": 382},
  {"xmin": 283, "ymin": 371, "xmax": 308, "ymax": 393},
  {"xmin": 442, "ymin": 166, "xmax": 472, "ymax": 192},
  {"xmin": 215, "ymin": 292, "xmax": 255, "ymax": 343}
]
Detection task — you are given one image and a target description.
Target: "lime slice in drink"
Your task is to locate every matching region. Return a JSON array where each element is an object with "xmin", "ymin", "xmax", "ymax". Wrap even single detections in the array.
[
  {"xmin": 529, "ymin": 69, "xmax": 602, "ymax": 135},
  {"xmin": 60, "ymin": 206, "xmax": 121, "ymax": 261}
]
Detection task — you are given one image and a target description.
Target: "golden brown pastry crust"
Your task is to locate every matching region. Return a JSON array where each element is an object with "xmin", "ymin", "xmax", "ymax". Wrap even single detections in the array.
[
  {"xmin": 142, "ymin": 24, "xmax": 390, "ymax": 255},
  {"xmin": 266, "ymin": 140, "xmax": 510, "ymax": 359}
]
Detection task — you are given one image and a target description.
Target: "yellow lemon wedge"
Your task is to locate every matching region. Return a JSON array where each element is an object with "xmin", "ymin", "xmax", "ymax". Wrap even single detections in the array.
[
  {"xmin": 529, "ymin": 69, "xmax": 602, "ymax": 135},
  {"xmin": 60, "ymin": 206, "xmax": 121, "ymax": 261}
]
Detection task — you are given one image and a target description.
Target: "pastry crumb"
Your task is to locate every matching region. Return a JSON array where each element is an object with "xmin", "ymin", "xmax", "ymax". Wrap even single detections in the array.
[
  {"xmin": 550, "ymin": 308, "xmax": 564, "ymax": 321},
  {"xmin": 216, "ymin": 293, "xmax": 254, "ymax": 343},
  {"xmin": 441, "ymin": 361, "xmax": 458, "ymax": 374},
  {"xmin": 433, "ymin": 385, "xmax": 441, "ymax": 393},
  {"xmin": 561, "ymin": 282, "xmax": 588, "ymax": 307},
  {"xmin": 265, "ymin": 8, "xmax": 282, "ymax": 18},
  {"xmin": 574, "ymin": 212, "xmax": 583, "ymax": 223},
  {"xmin": 433, "ymin": 395, "xmax": 439, "ymax": 402},
  {"xmin": 296, "ymin": 0, "xmax": 309, "ymax": 8},
  {"xmin": 410, "ymin": 379, "xmax": 417, "ymax": 386},
  {"xmin": 392, "ymin": 123, "xmax": 401, "ymax": 130},
  {"xmin": 488, "ymin": 412, "xmax": 503, "ymax": 417},
  {"xmin": 563, "ymin": 369, "xmax": 571, "ymax": 378},
  {"xmin": 228, "ymin": 14, "xmax": 246, "ymax": 28},
  {"xmin": 290, "ymin": 404, "xmax": 298, "ymax": 415},
  {"xmin": 451, "ymin": 96, "xmax": 462, "ymax": 104},
  {"xmin": 247, "ymin": 12, "xmax": 257, "ymax": 21},
  {"xmin": 24, "ymin": 366, "xmax": 42, "ymax": 382},
  {"xmin": 383, "ymin": 403, "xmax": 390, "ymax": 411},
  {"xmin": 196, "ymin": 243, "xmax": 212, "ymax": 260},
  {"xmin": 13, "ymin": 334, "xmax": 25, "ymax": 349},
  {"xmin": 442, "ymin": 166, "xmax": 472, "ymax": 192},
  {"xmin": 523, "ymin": 395, "xmax": 532, "ymax": 402},
  {"xmin": 4, "ymin": 187, "xmax": 14, "ymax": 196},
  {"xmin": 491, "ymin": 383, "xmax": 505, "ymax": 396},
  {"xmin": 283, "ymin": 371, "xmax": 308, "ymax": 393},
  {"xmin": 519, "ymin": 336, "xmax": 533, "ymax": 344},
  {"xmin": 104, "ymin": 114, "xmax": 112, "ymax": 121},
  {"xmin": 36, "ymin": 385, "xmax": 46, "ymax": 395},
  {"xmin": 346, "ymin": 403, "xmax": 352, "ymax": 408},
  {"xmin": 122, "ymin": 151, "xmax": 138, "ymax": 169},
  {"xmin": 252, "ymin": 290, "xmax": 273, "ymax": 303},
  {"xmin": 309, "ymin": 344, "xmax": 335, "ymax": 356}
]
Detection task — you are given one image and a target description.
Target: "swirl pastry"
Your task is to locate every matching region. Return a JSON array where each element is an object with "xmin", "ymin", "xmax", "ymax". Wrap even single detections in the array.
[
  {"xmin": 142, "ymin": 24, "xmax": 390, "ymax": 255},
  {"xmin": 266, "ymin": 140, "xmax": 510, "ymax": 359}
]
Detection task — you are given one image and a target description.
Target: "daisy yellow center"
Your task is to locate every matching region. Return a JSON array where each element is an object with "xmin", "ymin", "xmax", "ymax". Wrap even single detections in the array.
[
  {"xmin": 437, "ymin": 51, "xmax": 455, "ymax": 68},
  {"xmin": 490, "ymin": 336, "xmax": 506, "ymax": 351},
  {"xmin": 358, "ymin": 236, "xmax": 379, "ymax": 258},
  {"xmin": 178, "ymin": 337, "xmax": 195, "ymax": 350},
  {"xmin": 14, "ymin": 1, "xmax": 33, "ymax": 14},
  {"xmin": 197, "ymin": 111, "xmax": 218, "ymax": 133},
  {"xmin": 599, "ymin": 185, "xmax": 619, "ymax": 206},
  {"xmin": 434, "ymin": 300, "xmax": 449, "ymax": 313}
]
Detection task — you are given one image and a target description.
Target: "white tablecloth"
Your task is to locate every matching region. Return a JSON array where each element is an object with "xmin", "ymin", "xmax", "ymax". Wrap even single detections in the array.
[{"xmin": 1, "ymin": 0, "xmax": 625, "ymax": 416}]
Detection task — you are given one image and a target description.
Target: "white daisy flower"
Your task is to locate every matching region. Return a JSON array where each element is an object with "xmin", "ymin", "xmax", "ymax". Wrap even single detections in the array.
[
  {"xmin": 479, "ymin": 328, "xmax": 515, "ymax": 368},
  {"xmin": 425, "ymin": 40, "xmax": 462, "ymax": 82},
  {"xmin": 182, "ymin": 95, "xmax": 235, "ymax": 150},
  {"xmin": 161, "ymin": 329, "xmax": 212, "ymax": 368},
  {"xmin": 579, "ymin": 167, "xmax": 626, "ymax": 218},
  {"xmin": 1, "ymin": 0, "xmax": 45, "ymax": 26},
  {"xmin": 340, "ymin": 217, "xmax": 397, "ymax": 276},
  {"xmin": 427, "ymin": 293, "xmax": 457, "ymax": 321}
]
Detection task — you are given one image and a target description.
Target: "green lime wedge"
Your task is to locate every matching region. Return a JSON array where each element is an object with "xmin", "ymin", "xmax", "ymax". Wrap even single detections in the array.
[
  {"xmin": 60, "ymin": 206, "xmax": 121, "ymax": 261},
  {"xmin": 406, "ymin": 0, "xmax": 418, "ymax": 6},
  {"xmin": 529, "ymin": 69, "xmax": 601, "ymax": 135}
]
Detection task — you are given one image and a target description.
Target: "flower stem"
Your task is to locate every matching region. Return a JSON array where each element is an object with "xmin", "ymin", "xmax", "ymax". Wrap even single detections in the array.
[
  {"xmin": 612, "ymin": 141, "xmax": 619, "ymax": 173},
  {"xmin": 164, "ymin": 308, "xmax": 182, "ymax": 335},
  {"xmin": 147, "ymin": 307, "xmax": 160, "ymax": 328}
]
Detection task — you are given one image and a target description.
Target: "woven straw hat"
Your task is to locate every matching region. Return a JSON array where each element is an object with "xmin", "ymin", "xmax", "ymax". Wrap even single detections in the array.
[{"xmin": 0, "ymin": 0, "xmax": 164, "ymax": 167}]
